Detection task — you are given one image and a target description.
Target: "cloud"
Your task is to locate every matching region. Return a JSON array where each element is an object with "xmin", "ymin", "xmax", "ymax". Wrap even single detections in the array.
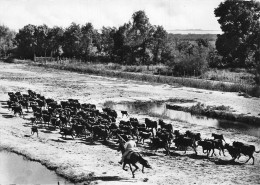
[{"xmin": 0, "ymin": 0, "xmax": 223, "ymax": 31}]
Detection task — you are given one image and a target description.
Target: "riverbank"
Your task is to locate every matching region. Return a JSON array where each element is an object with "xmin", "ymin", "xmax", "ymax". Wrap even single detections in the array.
[
  {"xmin": 10, "ymin": 59, "xmax": 259, "ymax": 97},
  {"xmin": 166, "ymin": 102, "xmax": 260, "ymax": 126},
  {"xmin": 0, "ymin": 61, "xmax": 260, "ymax": 184}
]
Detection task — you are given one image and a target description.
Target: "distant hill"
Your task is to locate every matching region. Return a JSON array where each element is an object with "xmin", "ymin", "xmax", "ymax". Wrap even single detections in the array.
[
  {"xmin": 168, "ymin": 33, "xmax": 218, "ymax": 42},
  {"xmin": 168, "ymin": 29, "xmax": 222, "ymax": 35}
]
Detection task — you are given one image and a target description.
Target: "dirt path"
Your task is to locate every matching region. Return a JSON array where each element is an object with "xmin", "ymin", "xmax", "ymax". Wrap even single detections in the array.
[{"xmin": 0, "ymin": 62, "xmax": 260, "ymax": 185}]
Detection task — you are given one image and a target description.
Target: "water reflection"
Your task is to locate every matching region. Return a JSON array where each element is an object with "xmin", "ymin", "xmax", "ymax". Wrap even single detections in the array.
[
  {"xmin": 0, "ymin": 150, "xmax": 74, "ymax": 185},
  {"xmin": 105, "ymin": 101, "xmax": 260, "ymax": 138}
]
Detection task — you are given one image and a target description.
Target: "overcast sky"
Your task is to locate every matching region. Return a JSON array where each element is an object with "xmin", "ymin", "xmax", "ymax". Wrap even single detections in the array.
[{"xmin": 0, "ymin": 0, "xmax": 224, "ymax": 32}]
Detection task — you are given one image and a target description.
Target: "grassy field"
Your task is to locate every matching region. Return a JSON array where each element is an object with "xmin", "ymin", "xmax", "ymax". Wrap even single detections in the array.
[{"xmin": 8, "ymin": 59, "xmax": 260, "ymax": 97}]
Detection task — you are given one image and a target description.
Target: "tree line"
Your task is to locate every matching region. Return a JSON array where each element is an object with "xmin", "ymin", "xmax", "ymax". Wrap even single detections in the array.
[
  {"xmin": 0, "ymin": 11, "xmax": 217, "ymax": 76},
  {"xmin": 0, "ymin": 0, "xmax": 260, "ymax": 84}
]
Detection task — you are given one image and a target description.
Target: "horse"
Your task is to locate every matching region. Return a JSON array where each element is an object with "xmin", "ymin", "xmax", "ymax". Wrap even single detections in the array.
[{"xmin": 118, "ymin": 140, "xmax": 152, "ymax": 178}]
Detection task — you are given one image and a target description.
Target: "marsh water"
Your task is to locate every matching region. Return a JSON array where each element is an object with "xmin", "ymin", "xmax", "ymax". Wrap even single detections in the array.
[
  {"xmin": 0, "ymin": 150, "xmax": 74, "ymax": 185},
  {"xmin": 105, "ymin": 101, "xmax": 260, "ymax": 138}
]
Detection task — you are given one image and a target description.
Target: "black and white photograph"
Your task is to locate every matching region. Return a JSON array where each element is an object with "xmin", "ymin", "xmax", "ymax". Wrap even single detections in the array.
[{"xmin": 0, "ymin": 0, "xmax": 260, "ymax": 184}]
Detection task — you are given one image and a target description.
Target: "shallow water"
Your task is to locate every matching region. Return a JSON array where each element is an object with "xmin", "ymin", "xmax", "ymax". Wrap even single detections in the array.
[
  {"xmin": 0, "ymin": 150, "xmax": 74, "ymax": 185},
  {"xmin": 106, "ymin": 101, "xmax": 260, "ymax": 138}
]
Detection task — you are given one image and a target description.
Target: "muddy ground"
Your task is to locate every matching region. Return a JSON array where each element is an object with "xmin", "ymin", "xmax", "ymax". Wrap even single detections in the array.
[{"xmin": 0, "ymin": 61, "xmax": 260, "ymax": 185}]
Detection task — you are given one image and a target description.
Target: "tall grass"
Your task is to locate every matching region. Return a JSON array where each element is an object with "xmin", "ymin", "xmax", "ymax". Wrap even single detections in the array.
[
  {"xmin": 202, "ymin": 69, "xmax": 255, "ymax": 85},
  {"xmin": 31, "ymin": 60, "xmax": 259, "ymax": 97}
]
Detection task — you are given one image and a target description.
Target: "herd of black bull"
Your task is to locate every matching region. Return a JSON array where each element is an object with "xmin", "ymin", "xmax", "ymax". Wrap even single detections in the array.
[{"xmin": 6, "ymin": 90, "xmax": 260, "ymax": 165}]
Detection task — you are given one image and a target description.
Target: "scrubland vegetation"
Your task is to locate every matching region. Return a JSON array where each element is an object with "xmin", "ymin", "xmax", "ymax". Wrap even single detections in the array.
[{"xmin": 29, "ymin": 60, "xmax": 255, "ymax": 97}]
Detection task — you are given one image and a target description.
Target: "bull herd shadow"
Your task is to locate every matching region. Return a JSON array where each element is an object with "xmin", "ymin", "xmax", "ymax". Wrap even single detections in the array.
[
  {"xmin": 1, "ymin": 102, "xmax": 30, "ymax": 118},
  {"xmin": 1, "ymin": 101, "xmax": 243, "ymax": 167}
]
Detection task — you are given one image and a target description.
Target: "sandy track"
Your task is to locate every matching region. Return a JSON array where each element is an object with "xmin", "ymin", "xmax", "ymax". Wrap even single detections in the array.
[{"xmin": 0, "ymin": 62, "xmax": 260, "ymax": 185}]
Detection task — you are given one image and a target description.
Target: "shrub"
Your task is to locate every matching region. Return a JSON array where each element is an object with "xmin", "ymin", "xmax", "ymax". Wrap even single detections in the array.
[
  {"xmin": 107, "ymin": 63, "xmax": 122, "ymax": 70},
  {"xmin": 207, "ymin": 50, "xmax": 224, "ymax": 68},
  {"xmin": 123, "ymin": 65, "xmax": 144, "ymax": 73},
  {"xmin": 249, "ymin": 86, "xmax": 260, "ymax": 97},
  {"xmin": 4, "ymin": 57, "xmax": 15, "ymax": 63},
  {"xmin": 173, "ymin": 56, "xmax": 208, "ymax": 76}
]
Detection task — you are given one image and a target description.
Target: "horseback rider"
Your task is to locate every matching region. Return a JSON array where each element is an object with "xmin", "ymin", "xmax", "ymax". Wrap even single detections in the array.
[{"xmin": 119, "ymin": 136, "xmax": 137, "ymax": 164}]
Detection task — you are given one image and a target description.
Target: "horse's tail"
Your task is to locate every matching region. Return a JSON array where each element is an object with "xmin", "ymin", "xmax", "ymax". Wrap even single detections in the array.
[{"xmin": 136, "ymin": 152, "xmax": 152, "ymax": 169}]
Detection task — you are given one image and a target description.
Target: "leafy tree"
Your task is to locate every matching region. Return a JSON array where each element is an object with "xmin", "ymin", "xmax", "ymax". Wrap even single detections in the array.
[
  {"xmin": 132, "ymin": 10, "xmax": 150, "ymax": 35},
  {"xmin": 207, "ymin": 49, "xmax": 224, "ymax": 68},
  {"xmin": 151, "ymin": 26, "xmax": 167, "ymax": 64},
  {"xmin": 47, "ymin": 26, "xmax": 64, "ymax": 57},
  {"xmin": 108, "ymin": 10, "xmax": 171, "ymax": 66},
  {"xmin": 16, "ymin": 24, "xmax": 64, "ymax": 59},
  {"xmin": 35, "ymin": 24, "xmax": 50, "ymax": 57},
  {"xmin": 15, "ymin": 24, "xmax": 37, "ymax": 59},
  {"xmin": 177, "ymin": 41, "xmax": 195, "ymax": 57},
  {"xmin": 100, "ymin": 26, "xmax": 116, "ymax": 61},
  {"xmin": 196, "ymin": 38, "xmax": 209, "ymax": 48},
  {"xmin": 161, "ymin": 35, "xmax": 176, "ymax": 65},
  {"xmin": 112, "ymin": 22, "xmax": 133, "ymax": 64},
  {"xmin": 62, "ymin": 22, "xmax": 82, "ymax": 58},
  {"xmin": 131, "ymin": 11, "xmax": 154, "ymax": 65},
  {"xmin": 161, "ymin": 45, "xmax": 175, "ymax": 66},
  {"xmin": 0, "ymin": 25, "xmax": 16, "ymax": 57},
  {"xmin": 214, "ymin": 0, "xmax": 260, "ymax": 68},
  {"xmin": 80, "ymin": 23, "xmax": 95, "ymax": 60},
  {"xmin": 196, "ymin": 38, "xmax": 209, "ymax": 57},
  {"xmin": 80, "ymin": 23, "xmax": 101, "ymax": 61},
  {"xmin": 91, "ymin": 28, "xmax": 102, "ymax": 53},
  {"xmin": 252, "ymin": 24, "xmax": 260, "ymax": 84}
]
